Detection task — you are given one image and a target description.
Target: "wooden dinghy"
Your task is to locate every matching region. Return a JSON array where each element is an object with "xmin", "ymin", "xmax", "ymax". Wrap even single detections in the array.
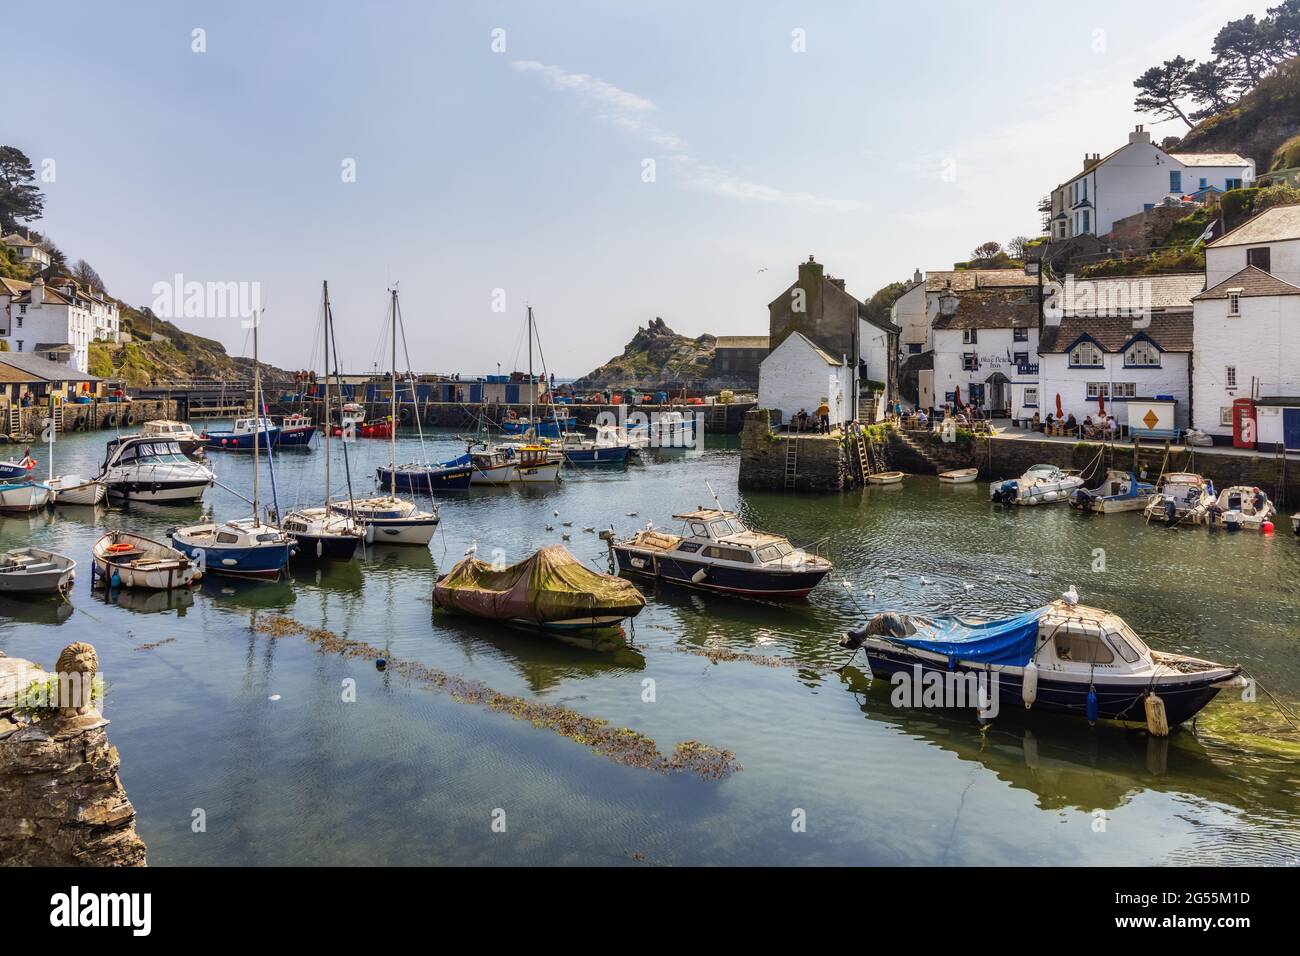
[
  {"xmin": 92, "ymin": 530, "xmax": 201, "ymax": 590},
  {"xmin": 938, "ymin": 468, "xmax": 978, "ymax": 484},
  {"xmin": 0, "ymin": 547, "xmax": 76, "ymax": 595},
  {"xmin": 867, "ymin": 471, "xmax": 905, "ymax": 485}
]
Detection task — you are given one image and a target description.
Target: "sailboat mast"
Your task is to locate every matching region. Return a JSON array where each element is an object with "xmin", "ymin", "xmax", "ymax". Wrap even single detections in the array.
[
  {"xmin": 322, "ymin": 281, "xmax": 331, "ymax": 506},
  {"xmin": 252, "ymin": 309, "xmax": 261, "ymax": 522},
  {"xmin": 389, "ymin": 288, "xmax": 398, "ymax": 494},
  {"xmin": 528, "ymin": 305, "xmax": 534, "ymax": 428}
]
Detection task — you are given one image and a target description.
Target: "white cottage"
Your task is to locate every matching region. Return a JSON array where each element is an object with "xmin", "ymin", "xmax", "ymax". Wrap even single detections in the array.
[
  {"xmin": 1047, "ymin": 127, "xmax": 1254, "ymax": 240},
  {"xmin": 927, "ymin": 286, "xmax": 1041, "ymax": 418},
  {"xmin": 757, "ymin": 331, "xmax": 852, "ymax": 427}
]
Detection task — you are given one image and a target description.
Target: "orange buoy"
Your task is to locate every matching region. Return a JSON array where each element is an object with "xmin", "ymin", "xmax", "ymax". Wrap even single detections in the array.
[{"xmin": 1262, "ymin": 520, "xmax": 1275, "ymax": 535}]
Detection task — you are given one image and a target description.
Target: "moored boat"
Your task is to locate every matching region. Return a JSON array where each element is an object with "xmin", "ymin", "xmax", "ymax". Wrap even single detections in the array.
[
  {"xmin": 868, "ymin": 470, "xmax": 904, "ymax": 485},
  {"xmin": 0, "ymin": 481, "xmax": 53, "ymax": 512},
  {"xmin": 433, "ymin": 544, "xmax": 645, "ymax": 631},
  {"xmin": 0, "ymin": 547, "xmax": 76, "ymax": 596},
  {"xmin": 92, "ymin": 530, "xmax": 200, "ymax": 589},
  {"xmin": 275, "ymin": 413, "xmax": 317, "ymax": 447},
  {"xmin": 938, "ymin": 468, "xmax": 978, "ymax": 484},
  {"xmin": 610, "ymin": 508, "xmax": 831, "ymax": 598},
  {"xmin": 1200, "ymin": 485, "xmax": 1276, "ymax": 530},
  {"xmin": 990, "ymin": 464, "xmax": 1084, "ymax": 505},
  {"xmin": 46, "ymin": 475, "xmax": 107, "ymax": 506},
  {"xmin": 1070, "ymin": 470, "xmax": 1154, "ymax": 513},
  {"xmin": 171, "ymin": 518, "xmax": 293, "ymax": 580},
  {"xmin": 282, "ymin": 507, "xmax": 364, "ymax": 560},
  {"xmin": 202, "ymin": 415, "xmax": 278, "ymax": 451},
  {"xmin": 840, "ymin": 598, "xmax": 1244, "ymax": 729},
  {"xmin": 140, "ymin": 420, "xmax": 203, "ymax": 457},
  {"xmin": 98, "ymin": 435, "xmax": 215, "ymax": 503},
  {"xmin": 0, "ymin": 454, "xmax": 38, "ymax": 481},
  {"xmin": 329, "ymin": 495, "xmax": 439, "ymax": 546},
  {"xmin": 376, "ymin": 459, "xmax": 474, "ymax": 492},
  {"xmin": 1143, "ymin": 472, "xmax": 1214, "ymax": 525}
]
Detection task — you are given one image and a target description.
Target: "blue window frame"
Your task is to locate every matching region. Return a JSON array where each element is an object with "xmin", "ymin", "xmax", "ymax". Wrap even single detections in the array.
[
  {"xmin": 908, "ymin": 343, "xmax": 922, "ymax": 354},
  {"xmin": 1170, "ymin": 170, "xmax": 1182, "ymax": 193},
  {"xmin": 1199, "ymin": 177, "xmax": 1208, "ymax": 190}
]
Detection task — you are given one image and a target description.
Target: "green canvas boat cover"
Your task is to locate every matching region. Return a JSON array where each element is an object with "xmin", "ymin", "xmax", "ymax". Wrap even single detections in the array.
[{"xmin": 433, "ymin": 545, "xmax": 645, "ymax": 624}]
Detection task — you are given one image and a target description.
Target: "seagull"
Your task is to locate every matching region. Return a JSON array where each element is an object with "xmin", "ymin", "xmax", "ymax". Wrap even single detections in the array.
[
  {"xmin": 553, "ymin": 510, "xmax": 560, "ymax": 517},
  {"xmin": 1062, "ymin": 584, "xmax": 1079, "ymax": 605},
  {"xmin": 920, "ymin": 577, "xmax": 934, "ymax": 586},
  {"xmin": 865, "ymin": 589, "xmax": 876, "ymax": 601},
  {"xmin": 627, "ymin": 511, "xmax": 638, "ymax": 517},
  {"xmin": 562, "ymin": 521, "xmax": 572, "ymax": 527},
  {"xmin": 883, "ymin": 570, "xmax": 899, "ymax": 579},
  {"xmin": 545, "ymin": 524, "xmax": 554, "ymax": 531},
  {"xmin": 963, "ymin": 582, "xmax": 975, "ymax": 592},
  {"xmin": 464, "ymin": 543, "xmax": 478, "ymax": 556},
  {"xmin": 583, "ymin": 526, "xmax": 595, "ymax": 533},
  {"xmin": 1027, "ymin": 569, "xmax": 1041, "ymax": 577},
  {"xmin": 562, "ymin": 533, "xmax": 571, "ymax": 541}
]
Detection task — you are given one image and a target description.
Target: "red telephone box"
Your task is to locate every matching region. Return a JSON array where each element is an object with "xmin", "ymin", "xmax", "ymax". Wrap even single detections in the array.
[{"xmin": 1232, "ymin": 397, "xmax": 1256, "ymax": 449}]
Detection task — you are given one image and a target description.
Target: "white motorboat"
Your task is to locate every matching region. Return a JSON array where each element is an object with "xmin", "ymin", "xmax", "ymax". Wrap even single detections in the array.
[
  {"xmin": 330, "ymin": 495, "xmax": 439, "ymax": 545},
  {"xmin": 989, "ymin": 464, "xmax": 1084, "ymax": 505},
  {"xmin": 0, "ymin": 547, "xmax": 76, "ymax": 595},
  {"xmin": 1143, "ymin": 472, "xmax": 1214, "ymax": 525},
  {"xmin": 99, "ymin": 435, "xmax": 215, "ymax": 503},
  {"xmin": 0, "ymin": 481, "xmax": 53, "ymax": 512},
  {"xmin": 140, "ymin": 419, "xmax": 203, "ymax": 456},
  {"xmin": 938, "ymin": 468, "xmax": 978, "ymax": 484},
  {"xmin": 467, "ymin": 443, "xmax": 562, "ymax": 485},
  {"xmin": 92, "ymin": 530, "xmax": 200, "ymax": 589},
  {"xmin": 1070, "ymin": 470, "xmax": 1155, "ymax": 514},
  {"xmin": 1200, "ymin": 485, "xmax": 1277, "ymax": 531}
]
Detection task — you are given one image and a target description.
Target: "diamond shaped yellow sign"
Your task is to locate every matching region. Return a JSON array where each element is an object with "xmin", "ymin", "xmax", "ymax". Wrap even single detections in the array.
[{"xmin": 1142, "ymin": 409, "xmax": 1160, "ymax": 430}]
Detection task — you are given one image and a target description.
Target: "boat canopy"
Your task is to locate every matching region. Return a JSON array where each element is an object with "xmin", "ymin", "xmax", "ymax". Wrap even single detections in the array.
[
  {"xmin": 434, "ymin": 545, "xmax": 645, "ymax": 624},
  {"xmin": 889, "ymin": 607, "xmax": 1047, "ymax": 666}
]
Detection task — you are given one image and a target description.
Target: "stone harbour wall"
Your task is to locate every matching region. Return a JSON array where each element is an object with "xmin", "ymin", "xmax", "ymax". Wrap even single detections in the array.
[{"xmin": 738, "ymin": 409, "xmax": 849, "ymax": 492}]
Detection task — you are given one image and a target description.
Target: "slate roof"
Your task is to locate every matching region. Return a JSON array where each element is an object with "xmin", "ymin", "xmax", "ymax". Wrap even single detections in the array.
[
  {"xmin": 1038, "ymin": 313, "xmax": 1194, "ymax": 353},
  {"xmin": 1193, "ymin": 265, "xmax": 1300, "ymax": 300},
  {"xmin": 1062, "ymin": 273, "xmax": 1204, "ymax": 314},
  {"xmin": 924, "ymin": 269, "xmax": 1035, "ymax": 293},
  {"xmin": 0, "ymin": 353, "xmax": 101, "ymax": 381},
  {"xmin": 1207, "ymin": 204, "xmax": 1300, "ymax": 248},
  {"xmin": 931, "ymin": 288, "xmax": 1039, "ymax": 330},
  {"xmin": 772, "ymin": 331, "xmax": 843, "ymax": 366},
  {"xmin": 1169, "ymin": 152, "xmax": 1251, "ymax": 167},
  {"xmin": 714, "ymin": 336, "xmax": 770, "ymax": 349}
]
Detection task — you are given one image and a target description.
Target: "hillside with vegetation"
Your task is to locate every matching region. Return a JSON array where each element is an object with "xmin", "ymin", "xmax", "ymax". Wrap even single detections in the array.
[{"xmin": 573, "ymin": 317, "xmax": 716, "ymax": 388}]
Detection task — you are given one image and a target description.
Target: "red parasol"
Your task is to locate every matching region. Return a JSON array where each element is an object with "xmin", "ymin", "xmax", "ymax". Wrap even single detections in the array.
[
  {"xmin": 953, "ymin": 385, "xmax": 961, "ymax": 408},
  {"xmin": 1097, "ymin": 391, "xmax": 1105, "ymax": 416},
  {"xmin": 1055, "ymin": 393, "xmax": 1064, "ymax": 418}
]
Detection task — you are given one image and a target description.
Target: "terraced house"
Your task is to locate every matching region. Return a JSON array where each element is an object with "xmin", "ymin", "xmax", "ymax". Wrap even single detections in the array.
[{"xmin": 0, "ymin": 275, "xmax": 119, "ymax": 374}]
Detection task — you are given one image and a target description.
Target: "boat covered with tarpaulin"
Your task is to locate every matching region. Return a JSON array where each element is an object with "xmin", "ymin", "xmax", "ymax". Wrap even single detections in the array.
[{"xmin": 433, "ymin": 544, "xmax": 645, "ymax": 631}]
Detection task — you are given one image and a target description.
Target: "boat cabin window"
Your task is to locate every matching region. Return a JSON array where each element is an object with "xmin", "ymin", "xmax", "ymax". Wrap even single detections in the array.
[
  {"xmin": 256, "ymin": 534, "xmax": 280, "ymax": 543},
  {"xmin": 1104, "ymin": 629, "xmax": 1141, "ymax": 664},
  {"xmin": 216, "ymin": 532, "xmax": 240, "ymax": 544},
  {"xmin": 689, "ymin": 523, "xmax": 709, "ymax": 537},
  {"xmin": 709, "ymin": 518, "xmax": 746, "ymax": 537},
  {"xmin": 757, "ymin": 546, "xmax": 782, "ymax": 562},
  {"xmin": 702, "ymin": 545, "xmax": 753, "ymax": 563},
  {"xmin": 1052, "ymin": 626, "xmax": 1115, "ymax": 664}
]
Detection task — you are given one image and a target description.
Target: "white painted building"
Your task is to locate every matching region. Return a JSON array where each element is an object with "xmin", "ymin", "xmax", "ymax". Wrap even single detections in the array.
[
  {"xmin": 0, "ymin": 278, "xmax": 95, "ymax": 373},
  {"xmin": 927, "ymin": 287, "xmax": 1041, "ymax": 418},
  {"xmin": 1, "ymin": 232, "xmax": 52, "ymax": 271},
  {"xmin": 891, "ymin": 268, "xmax": 1036, "ymax": 357},
  {"xmin": 1203, "ymin": 204, "xmax": 1300, "ymax": 287},
  {"xmin": 757, "ymin": 331, "xmax": 852, "ymax": 427},
  {"xmin": 1047, "ymin": 127, "xmax": 1254, "ymax": 240}
]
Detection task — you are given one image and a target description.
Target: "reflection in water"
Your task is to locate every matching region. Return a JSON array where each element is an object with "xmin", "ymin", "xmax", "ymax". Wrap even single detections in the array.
[
  {"xmin": 97, "ymin": 586, "xmax": 197, "ymax": 616},
  {"xmin": 0, "ymin": 593, "xmax": 74, "ymax": 625}
]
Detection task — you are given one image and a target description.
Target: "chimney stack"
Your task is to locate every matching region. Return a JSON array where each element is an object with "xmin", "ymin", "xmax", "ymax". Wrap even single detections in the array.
[
  {"xmin": 1128, "ymin": 125, "xmax": 1151, "ymax": 145},
  {"xmin": 30, "ymin": 277, "xmax": 44, "ymax": 307}
]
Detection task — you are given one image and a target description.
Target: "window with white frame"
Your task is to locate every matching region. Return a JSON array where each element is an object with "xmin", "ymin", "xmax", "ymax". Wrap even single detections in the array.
[
  {"xmin": 1069, "ymin": 342, "xmax": 1103, "ymax": 367},
  {"xmin": 962, "ymin": 353, "xmax": 978, "ymax": 371},
  {"xmin": 1086, "ymin": 382, "xmax": 1109, "ymax": 399},
  {"xmin": 962, "ymin": 329, "xmax": 978, "ymax": 344},
  {"xmin": 1225, "ymin": 365, "xmax": 1237, "ymax": 388},
  {"xmin": 1013, "ymin": 326, "xmax": 1029, "ymax": 341},
  {"xmin": 1227, "ymin": 291, "xmax": 1241, "ymax": 316},
  {"xmin": 1113, "ymin": 382, "xmax": 1136, "ymax": 398},
  {"xmin": 1220, "ymin": 406, "xmax": 1234, "ymax": 426},
  {"xmin": 1023, "ymin": 386, "xmax": 1039, "ymax": 407},
  {"xmin": 1125, "ymin": 341, "xmax": 1160, "ymax": 367}
]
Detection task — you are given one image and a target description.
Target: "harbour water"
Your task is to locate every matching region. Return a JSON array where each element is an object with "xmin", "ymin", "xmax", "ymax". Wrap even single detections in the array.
[{"xmin": 2, "ymin": 427, "xmax": 1299, "ymax": 865}]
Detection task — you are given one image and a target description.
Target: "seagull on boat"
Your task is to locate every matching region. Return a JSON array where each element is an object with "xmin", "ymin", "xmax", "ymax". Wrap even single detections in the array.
[
  {"xmin": 464, "ymin": 542, "xmax": 478, "ymax": 557},
  {"xmin": 1062, "ymin": 584, "xmax": 1079, "ymax": 605}
]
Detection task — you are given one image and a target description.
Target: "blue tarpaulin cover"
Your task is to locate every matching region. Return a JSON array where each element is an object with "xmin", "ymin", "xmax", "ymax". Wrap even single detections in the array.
[{"xmin": 888, "ymin": 607, "xmax": 1047, "ymax": 666}]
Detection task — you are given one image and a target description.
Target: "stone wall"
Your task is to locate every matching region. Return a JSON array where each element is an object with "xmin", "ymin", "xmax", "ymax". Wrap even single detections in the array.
[
  {"xmin": 738, "ymin": 409, "xmax": 848, "ymax": 492},
  {"xmin": 0, "ymin": 646, "xmax": 147, "ymax": 867},
  {"xmin": 2, "ymin": 398, "xmax": 178, "ymax": 440},
  {"xmin": 1104, "ymin": 206, "xmax": 1187, "ymax": 254}
]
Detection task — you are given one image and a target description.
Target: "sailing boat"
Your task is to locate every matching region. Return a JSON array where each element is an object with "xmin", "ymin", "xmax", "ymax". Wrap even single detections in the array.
[
  {"xmin": 467, "ymin": 306, "xmax": 562, "ymax": 485},
  {"xmin": 329, "ymin": 287, "xmax": 439, "ymax": 546},
  {"xmin": 281, "ymin": 282, "xmax": 365, "ymax": 561},
  {"xmin": 170, "ymin": 309, "xmax": 293, "ymax": 580},
  {"xmin": 43, "ymin": 402, "xmax": 107, "ymax": 506}
]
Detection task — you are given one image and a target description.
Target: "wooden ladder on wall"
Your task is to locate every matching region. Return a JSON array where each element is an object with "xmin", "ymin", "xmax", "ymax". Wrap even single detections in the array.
[
  {"xmin": 7, "ymin": 405, "xmax": 19, "ymax": 436},
  {"xmin": 783, "ymin": 435, "xmax": 800, "ymax": 490},
  {"xmin": 848, "ymin": 430, "xmax": 870, "ymax": 483},
  {"xmin": 1275, "ymin": 443, "xmax": 1288, "ymax": 508}
]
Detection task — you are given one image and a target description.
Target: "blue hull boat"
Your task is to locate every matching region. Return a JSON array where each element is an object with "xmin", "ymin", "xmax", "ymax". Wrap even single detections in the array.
[
  {"xmin": 0, "ymin": 459, "xmax": 36, "ymax": 481},
  {"xmin": 562, "ymin": 444, "xmax": 631, "ymax": 465},
  {"xmin": 502, "ymin": 418, "xmax": 573, "ymax": 438},
  {"xmin": 376, "ymin": 459, "xmax": 474, "ymax": 492},
  {"xmin": 203, "ymin": 428, "xmax": 279, "ymax": 451},
  {"xmin": 276, "ymin": 425, "xmax": 317, "ymax": 447},
  {"xmin": 170, "ymin": 521, "xmax": 292, "ymax": 580}
]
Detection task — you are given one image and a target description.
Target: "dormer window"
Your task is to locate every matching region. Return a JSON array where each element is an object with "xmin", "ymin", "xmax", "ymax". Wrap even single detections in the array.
[
  {"xmin": 962, "ymin": 329, "xmax": 978, "ymax": 344},
  {"xmin": 1125, "ymin": 341, "xmax": 1160, "ymax": 367},
  {"xmin": 1227, "ymin": 290, "xmax": 1242, "ymax": 316},
  {"xmin": 1069, "ymin": 342, "xmax": 1103, "ymax": 367}
]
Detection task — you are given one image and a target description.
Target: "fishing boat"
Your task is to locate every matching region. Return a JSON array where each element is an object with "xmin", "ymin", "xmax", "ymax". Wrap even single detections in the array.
[
  {"xmin": 172, "ymin": 309, "xmax": 293, "ymax": 580},
  {"xmin": 0, "ymin": 547, "xmax": 76, "ymax": 596},
  {"xmin": 501, "ymin": 407, "xmax": 575, "ymax": 438},
  {"xmin": 989, "ymin": 464, "xmax": 1084, "ymax": 505},
  {"xmin": 376, "ymin": 459, "xmax": 474, "ymax": 492},
  {"xmin": 628, "ymin": 410, "xmax": 696, "ymax": 449},
  {"xmin": 840, "ymin": 598, "xmax": 1244, "ymax": 728},
  {"xmin": 1070, "ymin": 470, "xmax": 1155, "ymax": 514},
  {"xmin": 46, "ymin": 475, "xmax": 106, "ymax": 507},
  {"xmin": 91, "ymin": 530, "xmax": 200, "ymax": 589},
  {"xmin": 1143, "ymin": 472, "xmax": 1214, "ymax": 525},
  {"xmin": 275, "ymin": 413, "xmax": 317, "ymax": 447},
  {"xmin": 1200, "ymin": 485, "xmax": 1276, "ymax": 530},
  {"xmin": 433, "ymin": 544, "xmax": 645, "ymax": 631},
  {"xmin": 281, "ymin": 282, "xmax": 366, "ymax": 562},
  {"xmin": 0, "ymin": 454, "xmax": 38, "ymax": 481},
  {"xmin": 938, "ymin": 468, "xmax": 979, "ymax": 484},
  {"xmin": 141, "ymin": 420, "xmax": 203, "ymax": 456},
  {"xmin": 0, "ymin": 481, "xmax": 53, "ymax": 512},
  {"xmin": 330, "ymin": 415, "xmax": 392, "ymax": 439},
  {"xmin": 329, "ymin": 287, "xmax": 438, "ymax": 546},
  {"xmin": 99, "ymin": 435, "xmax": 215, "ymax": 503},
  {"xmin": 555, "ymin": 431, "xmax": 632, "ymax": 465},
  {"xmin": 867, "ymin": 470, "xmax": 904, "ymax": 485},
  {"xmin": 202, "ymin": 415, "xmax": 278, "ymax": 451},
  {"xmin": 610, "ymin": 507, "xmax": 832, "ymax": 598}
]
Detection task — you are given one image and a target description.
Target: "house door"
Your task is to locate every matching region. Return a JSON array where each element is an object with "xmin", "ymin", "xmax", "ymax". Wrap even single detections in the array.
[{"xmin": 1284, "ymin": 408, "xmax": 1300, "ymax": 451}]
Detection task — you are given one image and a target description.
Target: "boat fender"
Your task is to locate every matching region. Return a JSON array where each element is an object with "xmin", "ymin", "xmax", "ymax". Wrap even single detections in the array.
[
  {"xmin": 376, "ymin": 658, "xmax": 387, "ymax": 671},
  {"xmin": 1143, "ymin": 694, "xmax": 1169, "ymax": 737},
  {"xmin": 124, "ymin": 412, "xmax": 135, "ymax": 426},
  {"xmin": 110, "ymin": 571, "xmax": 121, "ymax": 589},
  {"xmin": 1261, "ymin": 520, "xmax": 1274, "ymax": 535},
  {"xmin": 691, "ymin": 567, "xmax": 708, "ymax": 584},
  {"xmin": 316, "ymin": 539, "xmax": 323, "ymax": 558},
  {"xmin": 1022, "ymin": 660, "xmax": 1038, "ymax": 708},
  {"xmin": 1086, "ymin": 687, "xmax": 1099, "ymax": 725},
  {"xmin": 365, "ymin": 524, "xmax": 375, "ymax": 545}
]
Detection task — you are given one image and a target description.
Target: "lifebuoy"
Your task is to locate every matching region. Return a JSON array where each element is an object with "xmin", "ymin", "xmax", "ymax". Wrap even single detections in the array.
[{"xmin": 107, "ymin": 542, "xmax": 134, "ymax": 553}]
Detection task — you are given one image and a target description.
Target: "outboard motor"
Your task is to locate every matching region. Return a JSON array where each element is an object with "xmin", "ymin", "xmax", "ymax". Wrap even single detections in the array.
[
  {"xmin": 991, "ymin": 480, "xmax": 1018, "ymax": 505},
  {"xmin": 840, "ymin": 612, "xmax": 909, "ymax": 649},
  {"xmin": 1070, "ymin": 487, "xmax": 1093, "ymax": 510}
]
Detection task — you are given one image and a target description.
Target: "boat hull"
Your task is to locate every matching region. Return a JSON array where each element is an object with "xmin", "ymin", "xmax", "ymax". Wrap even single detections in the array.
[
  {"xmin": 106, "ymin": 479, "xmax": 211, "ymax": 503},
  {"xmin": 612, "ymin": 546, "xmax": 829, "ymax": 598},
  {"xmin": 203, "ymin": 428, "xmax": 278, "ymax": 451},
  {"xmin": 169, "ymin": 537, "xmax": 290, "ymax": 580},
  {"xmin": 358, "ymin": 515, "xmax": 439, "ymax": 546},
  {"xmin": 376, "ymin": 464, "xmax": 473, "ymax": 492},
  {"xmin": 49, "ymin": 478, "xmax": 107, "ymax": 506},
  {"xmin": 561, "ymin": 445, "xmax": 631, "ymax": 465},
  {"xmin": 0, "ymin": 484, "xmax": 53, "ymax": 512},
  {"xmin": 863, "ymin": 645, "xmax": 1232, "ymax": 726},
  {"xmin": 276, "ymin": 425, "xmax": 317, "ymax": 447},
  {"xmin": 93, "ymin": 532, "xmax": 198, "ymax": 590},
  {"xmin": 287, "ymin": 531, "xmax": 361, "ymax": 561}
]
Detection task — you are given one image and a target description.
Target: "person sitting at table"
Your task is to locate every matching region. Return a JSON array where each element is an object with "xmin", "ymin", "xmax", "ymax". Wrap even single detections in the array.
[
  {"xmin": 1031, "ymin": 411, "xmax": 1042, "ymax": 431},
  {"xmin": 1065, "ymin": 413, "xmax": 1078, "ymax": 433},
  {"xmin": 916, "ymin": 408, "xmax": 928, "ymax": 427}
]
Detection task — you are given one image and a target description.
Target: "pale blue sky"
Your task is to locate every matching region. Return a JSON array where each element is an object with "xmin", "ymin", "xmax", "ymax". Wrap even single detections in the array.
[{"xmin": 13, "ymin": 0, "xmax": 1261, "ymax": 375}]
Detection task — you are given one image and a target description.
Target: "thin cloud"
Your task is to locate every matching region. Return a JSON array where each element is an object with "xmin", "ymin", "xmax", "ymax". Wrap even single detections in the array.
[{"xmin": 511, "ymin": 60, "xmax": 865, "ymax": 213}]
